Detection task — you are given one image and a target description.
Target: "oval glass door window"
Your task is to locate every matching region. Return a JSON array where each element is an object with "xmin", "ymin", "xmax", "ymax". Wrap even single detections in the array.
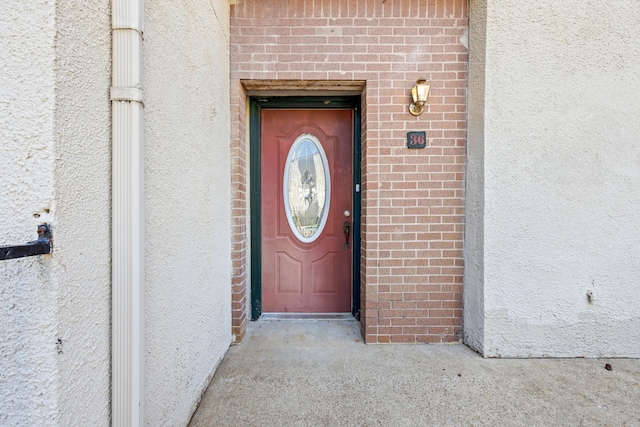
[{"xmin": 283, "ymin": 134, "xmax": 331, "ymax": 243}]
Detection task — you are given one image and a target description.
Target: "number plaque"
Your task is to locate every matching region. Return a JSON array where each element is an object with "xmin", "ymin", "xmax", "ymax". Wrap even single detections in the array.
[{"xmin": 407, "ymin": 131, "xmax": 426, "ymax": 149}]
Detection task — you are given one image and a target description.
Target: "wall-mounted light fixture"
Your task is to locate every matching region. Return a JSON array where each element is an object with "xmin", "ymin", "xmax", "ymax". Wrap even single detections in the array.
[{"xmin": 409, "ymin": 78, "xmax": 431, "ymax": 116}]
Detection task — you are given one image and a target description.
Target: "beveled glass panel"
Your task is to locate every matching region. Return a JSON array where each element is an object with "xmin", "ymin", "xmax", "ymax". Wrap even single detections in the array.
[{"xmin": 283, "ymin": 134, "xmax": 330, "ymax": 243}]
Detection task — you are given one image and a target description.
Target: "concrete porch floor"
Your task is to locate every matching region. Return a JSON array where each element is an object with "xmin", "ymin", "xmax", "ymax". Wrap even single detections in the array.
[{"xmin": 188, "ymin": 319, "xmax": 640, "ymax": 426}]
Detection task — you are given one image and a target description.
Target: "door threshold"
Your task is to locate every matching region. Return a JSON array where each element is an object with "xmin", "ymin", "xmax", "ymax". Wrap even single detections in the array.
[{"xmin": 259, "ymin": 313, "xmax": 356, "ymax": 320}]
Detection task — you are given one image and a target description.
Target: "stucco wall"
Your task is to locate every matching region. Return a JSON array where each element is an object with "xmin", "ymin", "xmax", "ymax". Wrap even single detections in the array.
[
  {"xmin": 54, "ymin": 1, "xmax": 112, "ymax": 424},
  {"xmin": 0, "ymin": 2, "xmax": 58, "ymax": 425},
  {"xmin": 144, "ymin": 0, "xmax": 232, "ymax": 425},
  {"xmin": 466, "ymin": 0, "xmax": 640, "ymax": 357},
  {"xmin": 0, "ymin": 0, "xmax": 112, "ymax": 425},
  {"xmin": 463, "ymin": 0, "xmax": 486, "ymax": 354}
]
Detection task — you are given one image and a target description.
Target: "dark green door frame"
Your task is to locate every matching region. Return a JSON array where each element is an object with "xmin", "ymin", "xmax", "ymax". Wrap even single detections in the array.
[{"xmin": 249, "ymin": 96, "xmax": 362, "ymax": 320}]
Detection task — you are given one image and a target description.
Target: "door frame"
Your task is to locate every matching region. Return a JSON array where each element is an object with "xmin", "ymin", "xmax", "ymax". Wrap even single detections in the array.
[{"xmin": 249, "ymin": 96, "xmax": 362, "ymax": 320}]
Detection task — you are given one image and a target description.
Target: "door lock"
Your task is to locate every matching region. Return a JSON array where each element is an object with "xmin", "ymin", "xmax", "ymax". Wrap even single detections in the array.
[{"xmin": 343, "ymin": 221, "xmax": 351, "ymax": 250}]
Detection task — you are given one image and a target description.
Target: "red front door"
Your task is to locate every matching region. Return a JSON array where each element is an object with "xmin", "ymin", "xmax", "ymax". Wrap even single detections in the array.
[{"xmin": 261, "ymin": 109, "xmax": 353, "ymax": 313}]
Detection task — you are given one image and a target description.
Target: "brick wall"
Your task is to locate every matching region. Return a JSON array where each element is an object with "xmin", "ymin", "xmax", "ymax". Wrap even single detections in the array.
[
  {"xmin": 230, "ymin": 84, "xmax": 247, "ymax": 342},
  {"xmin": 230, "ymin": 0, "xmax": 467, "ymax": 343}
]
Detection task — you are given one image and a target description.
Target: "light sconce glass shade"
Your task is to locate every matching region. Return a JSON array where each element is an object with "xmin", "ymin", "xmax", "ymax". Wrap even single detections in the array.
[{"xmin": 409, "ymin": 78, "xmax": 431, "ymax": 116}]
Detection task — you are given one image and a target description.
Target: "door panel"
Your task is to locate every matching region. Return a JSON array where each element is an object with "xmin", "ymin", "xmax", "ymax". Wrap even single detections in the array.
[{"xmin": 261, "ymin": 109, "xmax": 353, "ymax": 313}]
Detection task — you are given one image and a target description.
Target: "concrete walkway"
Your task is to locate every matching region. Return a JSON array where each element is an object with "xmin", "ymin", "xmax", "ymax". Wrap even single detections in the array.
[{"xmin": 189, "ymin": 319, "xmax": 640, "ymax": 426}]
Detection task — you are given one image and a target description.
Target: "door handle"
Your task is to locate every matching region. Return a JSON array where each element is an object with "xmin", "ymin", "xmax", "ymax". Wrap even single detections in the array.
[{"xmin": 343, "ymin": 221, "xmax": 351, "ymax": 250}]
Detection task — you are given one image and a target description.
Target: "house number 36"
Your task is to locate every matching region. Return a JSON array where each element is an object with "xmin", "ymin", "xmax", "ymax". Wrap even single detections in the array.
[{"xmin": 407, "ymin": 131, "xmax": 426, "ymax": 149}]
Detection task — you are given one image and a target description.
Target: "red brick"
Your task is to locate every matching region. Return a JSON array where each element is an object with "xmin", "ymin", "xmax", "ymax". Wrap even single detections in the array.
[
  {"xmin": 231, "ymin": 0, "xmax": 467, "ymax": 345},
  {"xmin": 416, "ymin": 335, "xmax": 443, "ymax": 343},
  {"xmin": 390, "ymin": 335, "xmax": 417, "ymax": 343}
]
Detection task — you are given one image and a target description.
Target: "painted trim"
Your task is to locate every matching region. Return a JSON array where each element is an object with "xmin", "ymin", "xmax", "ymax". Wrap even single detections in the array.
[
  {"xmin": 111, "ymin": 0, "xmax": 144, "ymax": 425},
  {"xmin": 249, "ymin": 96, "xmax": 362, "ymax": 320},
  {"xmin": 249, "ymin": 99, "xmax": 262, "ymax": 320},
  {"xmin": 352, "ymin": 104, "xmax": 362, "ymax": 318},
  {"xmin": 242, "ymin": 80, "xmax": 366, "ymax": 96}
]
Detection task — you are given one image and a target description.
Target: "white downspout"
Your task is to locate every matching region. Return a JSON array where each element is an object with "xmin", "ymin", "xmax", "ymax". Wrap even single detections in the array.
[{"xmin": 110, "ymin": 0, "xmax": 144, "ymax": 426}]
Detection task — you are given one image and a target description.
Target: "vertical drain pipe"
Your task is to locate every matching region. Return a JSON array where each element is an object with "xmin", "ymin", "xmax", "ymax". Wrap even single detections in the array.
[{"xmin": 111, "ymin": 0, "xmax": 144, "ymax": 425}]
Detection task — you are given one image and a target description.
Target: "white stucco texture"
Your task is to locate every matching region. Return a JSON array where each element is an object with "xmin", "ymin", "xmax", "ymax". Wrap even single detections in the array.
[
  {"xmin": 53, "ymin": 1, "xmax": 112, "ymax": 424},
  {"xmin": 143, "ymin": 0, "xmax": 232, "ymax": 425},
  {"xmin": 466, "ymin": 0, "xmax": 640, "ymax": 357},
  {"xmin": 463, "ymin": 0, "xmax": 486, "ymax": 353},
  {"xmin": 0, "ymin": 0, "xmax": 111, "ymax": 425},
  {"xmin": 1, "ymin": 5, "xmax": 57, "ymax": 425}
]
